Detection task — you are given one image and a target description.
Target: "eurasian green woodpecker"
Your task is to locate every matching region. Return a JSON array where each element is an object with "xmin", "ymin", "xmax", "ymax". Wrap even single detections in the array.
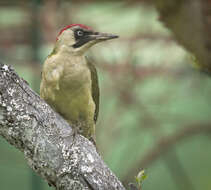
[{"xmin": 40, "ymin": 24, "xmax": 118, "ymax": 144}]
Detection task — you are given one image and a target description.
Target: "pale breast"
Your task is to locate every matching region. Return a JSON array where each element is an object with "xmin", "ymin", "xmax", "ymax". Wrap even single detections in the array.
[
  {"xmin": 60, "ymin": 61, "xmax": 91, "ymax": 90},
  {"xmin": 53, "ymin": 55, "xmax": 94, "ymax": 121},
  {"xmin": 41, "ymin": 53, "xmax": 95, "ymax": 124}
]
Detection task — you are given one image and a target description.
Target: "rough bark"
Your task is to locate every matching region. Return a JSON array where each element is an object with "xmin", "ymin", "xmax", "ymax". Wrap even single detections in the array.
[{"xmin": 0, "ymin": 63, "xmax": 125, "ymax": 190}]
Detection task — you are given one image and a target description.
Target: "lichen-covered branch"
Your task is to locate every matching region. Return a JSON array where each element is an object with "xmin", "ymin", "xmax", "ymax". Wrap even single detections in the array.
[{"xmin": 0, "ymin": 63, "xmax": 125, "ymax": 190}]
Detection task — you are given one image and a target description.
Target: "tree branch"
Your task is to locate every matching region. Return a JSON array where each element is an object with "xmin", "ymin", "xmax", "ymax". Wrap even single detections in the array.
[
  {"xmin": 152, "ymin": 0, "xmax": 211, "ymax": 74},
  {"xmin": 123, "ymin": 123, "xmax": 211, "ymax": 184},
  {"xmin": 0, "ymin": 63, "xmax": 125, "ymax": 190}
]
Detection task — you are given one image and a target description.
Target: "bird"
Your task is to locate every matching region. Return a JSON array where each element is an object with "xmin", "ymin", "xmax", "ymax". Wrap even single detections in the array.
[{"xmin": 40, "ymin": 24, "xmax": 118, "ymax": 145}]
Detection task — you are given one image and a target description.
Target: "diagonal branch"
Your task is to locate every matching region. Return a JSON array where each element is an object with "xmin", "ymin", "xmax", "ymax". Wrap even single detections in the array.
[
  {"xmin": 0, "ymin": 63, "xmax": 125, "ymax": 190},
  {"xmin": 123, "ymin": 123, "xmax": 211, "ymax": 185},
  {"xmin": 152, "ymin": 0, "xmax": 211, "ymax": 73}
]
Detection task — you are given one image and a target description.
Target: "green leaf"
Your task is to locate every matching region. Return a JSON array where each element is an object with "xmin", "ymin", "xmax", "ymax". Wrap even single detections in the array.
[{"xmin": 135, "ymin": 169, "xmax": 147, "ymax": 188}]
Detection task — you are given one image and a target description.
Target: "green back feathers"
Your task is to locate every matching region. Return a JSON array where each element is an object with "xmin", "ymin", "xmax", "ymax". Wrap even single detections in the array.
[
  {"xmin": 48, "ymin": 47, "xmax": 57, "ymax": 58},
  {"xmin": 86, "ymin": 57, "xmax": 100, "ymax": 123}
]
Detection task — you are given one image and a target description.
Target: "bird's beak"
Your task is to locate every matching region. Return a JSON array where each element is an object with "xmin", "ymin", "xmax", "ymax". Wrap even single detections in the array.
[
  {"xmin": 91, "ymin": 32, "xmax": 119, "ymax": 41},
  {"xmin": 72, "ymin": 31, "xmax": 118, "ymax": 49}
]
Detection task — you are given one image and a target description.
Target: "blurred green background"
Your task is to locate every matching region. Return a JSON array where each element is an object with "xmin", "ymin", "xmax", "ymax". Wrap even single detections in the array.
[{"xmin": 0, "ymin": 1, "xmax": 211, "ymax": 190}]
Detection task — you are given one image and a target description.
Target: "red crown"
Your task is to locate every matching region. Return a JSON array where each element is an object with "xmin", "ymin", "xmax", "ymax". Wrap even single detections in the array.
[{"xmin": 56, "ymin": 24, "xmax": 92, "ymax": 41}]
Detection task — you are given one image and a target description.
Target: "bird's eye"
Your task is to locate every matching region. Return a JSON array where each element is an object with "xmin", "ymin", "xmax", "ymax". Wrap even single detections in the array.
[{"xmin": 77, "ymin": 30, "xmax": 84, "ymax": 36}]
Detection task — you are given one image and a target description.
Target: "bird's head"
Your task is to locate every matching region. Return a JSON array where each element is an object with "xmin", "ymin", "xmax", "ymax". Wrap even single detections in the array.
[{"xmin": 55, "ymin": 24, "xmax": 118, "ymax": 55}]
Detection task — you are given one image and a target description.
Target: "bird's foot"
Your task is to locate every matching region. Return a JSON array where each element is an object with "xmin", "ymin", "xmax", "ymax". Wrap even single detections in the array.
[
  {"xmin": 89, "ymin": 136, "xmax": 96, "ymax": 147},
  {"xmin": 88, "ymin": 136, "xmax": 100, "ymax": 153},
  {"xmin": 70, "ymin": 127, "xmax": 79, "ymax": 146}
]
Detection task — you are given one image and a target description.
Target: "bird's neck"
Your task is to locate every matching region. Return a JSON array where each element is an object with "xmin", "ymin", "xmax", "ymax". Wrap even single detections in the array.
[{"xmin": 50, "ymin": 42, "xmax": 85, "ymax": 57}]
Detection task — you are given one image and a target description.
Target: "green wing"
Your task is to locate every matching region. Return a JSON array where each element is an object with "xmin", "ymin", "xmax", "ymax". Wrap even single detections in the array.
[{"xmin": 86, "ymin": 57, "xmax": 100, "ymax": 123}]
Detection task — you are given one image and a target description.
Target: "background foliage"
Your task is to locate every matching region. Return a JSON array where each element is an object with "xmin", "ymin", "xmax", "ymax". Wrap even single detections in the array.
[{"xmin": 0, "ymin": 1, "xmax": 211, "ymax": 190}]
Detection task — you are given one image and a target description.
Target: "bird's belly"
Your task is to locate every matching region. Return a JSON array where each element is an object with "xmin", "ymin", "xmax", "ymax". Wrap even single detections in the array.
[{"xmin": 53, "ymin": 83, "xmax": 95, "ymax": 126}]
